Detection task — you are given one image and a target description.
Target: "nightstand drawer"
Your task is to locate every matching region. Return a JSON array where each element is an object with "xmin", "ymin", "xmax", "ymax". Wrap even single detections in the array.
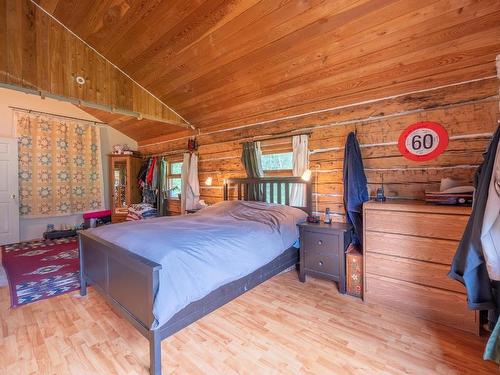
[
  {"xmin": 304, "ymin": 231, "xmax": 338, "ymax": 252},
  {"xmin": 303, "ymin": 232, "xmax": 339, "ymax": 276}
]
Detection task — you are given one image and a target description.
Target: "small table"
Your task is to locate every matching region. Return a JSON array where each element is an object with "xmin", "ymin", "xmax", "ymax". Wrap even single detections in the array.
[{"xmin": 298, "ymin": 222, "xmax": 352, "ymax": 293}]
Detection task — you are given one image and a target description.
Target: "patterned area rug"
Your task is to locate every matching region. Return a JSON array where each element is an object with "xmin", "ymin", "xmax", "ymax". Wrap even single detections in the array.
[{"xmin": 1, "ymin": 237, "xmax": 80, "ymax": 307}]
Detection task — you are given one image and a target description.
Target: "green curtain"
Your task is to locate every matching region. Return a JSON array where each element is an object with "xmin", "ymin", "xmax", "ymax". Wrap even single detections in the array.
[
  {"xmin": 158, "ymin": 157, "xmax": 168, "ymax": 216},
  {"xmin": 241, "ymin": 142, "xmax": 264, "ymax": 200}
]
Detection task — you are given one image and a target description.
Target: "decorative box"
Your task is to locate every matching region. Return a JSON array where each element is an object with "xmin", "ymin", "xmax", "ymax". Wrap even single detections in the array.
[{"xmin": 346, "ymin": 244, "xmax": 363, "ymax": 298}]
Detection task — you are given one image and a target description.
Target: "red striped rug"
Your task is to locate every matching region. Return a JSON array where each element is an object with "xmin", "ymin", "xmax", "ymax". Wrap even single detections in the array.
[{"xmin": 1, "ymin": 237, "xmax": 80, "ymax": 307}]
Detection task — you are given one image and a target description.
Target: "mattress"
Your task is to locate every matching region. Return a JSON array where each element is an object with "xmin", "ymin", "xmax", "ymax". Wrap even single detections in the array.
[{"xmin": 88, "ymin": 200, "xmax": 307, "ymax": 328}]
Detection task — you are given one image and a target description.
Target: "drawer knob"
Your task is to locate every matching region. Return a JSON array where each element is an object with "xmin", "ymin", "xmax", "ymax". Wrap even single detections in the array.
[
  {"xmin": 318, "ymin": 261, "xmax": 323, "ymax": 266},
  {"xmin": 317, "ymin": 240, "xmax": 323, "ymax": 245}
]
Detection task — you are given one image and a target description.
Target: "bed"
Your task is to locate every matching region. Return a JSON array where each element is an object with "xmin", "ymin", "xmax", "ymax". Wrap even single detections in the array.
[{"xmin": 78, "ymin": 176, "xmax": 312, "ymax": 375}]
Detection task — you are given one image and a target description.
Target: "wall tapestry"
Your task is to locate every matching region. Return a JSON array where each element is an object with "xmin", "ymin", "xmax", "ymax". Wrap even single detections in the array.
[{"xmin": 16, "ymin": 111, "xmax": 104, "ymax": 217}]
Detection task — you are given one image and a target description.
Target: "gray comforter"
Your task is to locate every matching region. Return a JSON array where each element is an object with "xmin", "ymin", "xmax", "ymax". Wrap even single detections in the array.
[{"xmin": 88, "ymin": 201, "xmax": 307, "ymax": 328}]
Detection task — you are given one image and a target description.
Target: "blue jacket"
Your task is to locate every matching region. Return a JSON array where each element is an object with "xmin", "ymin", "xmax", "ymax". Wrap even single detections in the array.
[
  {"xmin": 343, "ymin": 132, "xmax": 369, "ymax": 248},
  {"xmin": 449, "ymin": 125, "xmax": 500, "ymax": 310}
]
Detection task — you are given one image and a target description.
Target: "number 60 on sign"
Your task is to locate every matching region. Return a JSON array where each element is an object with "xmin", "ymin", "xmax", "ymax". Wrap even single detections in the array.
[{"xmin": 398, "ymin": 122, "xmax": 448, "ymax": 162}]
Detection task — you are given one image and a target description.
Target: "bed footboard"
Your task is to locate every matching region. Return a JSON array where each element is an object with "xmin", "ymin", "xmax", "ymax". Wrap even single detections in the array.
[{"xmin": 79, "ymin": 231, "xmax": 163, "ymax": 374}]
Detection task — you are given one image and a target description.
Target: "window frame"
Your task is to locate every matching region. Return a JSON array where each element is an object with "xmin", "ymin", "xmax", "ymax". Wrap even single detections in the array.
[
  {"xmin": 166, "ymin": 160, "xmax": 183, "ymax": 199},
  {"xmin": 261, "ymin": 151, "xmax": 294, "ymax": 175}
]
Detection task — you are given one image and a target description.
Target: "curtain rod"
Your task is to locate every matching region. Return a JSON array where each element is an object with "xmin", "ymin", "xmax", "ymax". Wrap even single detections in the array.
[
  {"xmin": 239, "ymin": 131, "xmax": 312, "ymax": 144},
  {"xmin": 143, "ymin": 149, "xmax": 197, "ymax": 158},
  {"xmin": 9, "ymin": 106, "xmax": 108, "ymax": 126},
  {"xmin": 143, "ymin": 131, "xmax": 314, "ymax": 157}
]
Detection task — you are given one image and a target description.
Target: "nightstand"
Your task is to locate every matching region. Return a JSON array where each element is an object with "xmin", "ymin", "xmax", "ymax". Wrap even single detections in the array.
[{"xmin": 298, "ymin": 222, "xmax": 352, "ymax": 293}]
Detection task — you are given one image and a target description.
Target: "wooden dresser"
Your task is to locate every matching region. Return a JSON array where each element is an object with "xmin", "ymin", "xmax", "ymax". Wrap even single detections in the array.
[{"xmin": 363, "ymin": 200, "xmax": 479, "ymax": 334}]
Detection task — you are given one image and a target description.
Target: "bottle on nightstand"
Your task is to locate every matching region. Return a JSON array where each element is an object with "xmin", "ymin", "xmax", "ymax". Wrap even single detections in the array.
[{"xmin": 324, "ymin": 207, "xmax": 332, "ymax": 224}]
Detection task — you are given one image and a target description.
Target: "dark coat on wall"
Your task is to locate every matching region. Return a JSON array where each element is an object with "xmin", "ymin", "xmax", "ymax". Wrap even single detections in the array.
[{"xmin": 343, "ymin": 132, "xmax": 369, "ymax": 248}]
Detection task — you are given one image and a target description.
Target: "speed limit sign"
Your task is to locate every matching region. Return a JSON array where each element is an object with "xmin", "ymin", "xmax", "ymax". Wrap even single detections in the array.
[{"xmin": 398, "ymin": 122, "xmax": 448, "ymax": 161}]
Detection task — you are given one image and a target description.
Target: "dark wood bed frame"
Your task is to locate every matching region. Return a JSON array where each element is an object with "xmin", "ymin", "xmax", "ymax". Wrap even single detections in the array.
[{"xmin": 79, "ymin": 176, "xmax": 312, "ymax": 375}]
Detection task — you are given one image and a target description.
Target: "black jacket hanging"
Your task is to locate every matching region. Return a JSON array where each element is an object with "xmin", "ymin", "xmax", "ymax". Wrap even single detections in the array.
[
  {"xmin": 449, "ymin": 125, "xmax": 500, "ymax": 310},
  {"xmin": 343, "ymin": 132, "xmax": 369, "ymax": 248}
]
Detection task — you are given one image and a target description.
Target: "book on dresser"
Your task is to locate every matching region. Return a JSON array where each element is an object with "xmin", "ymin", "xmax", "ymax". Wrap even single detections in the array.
[{"xmin": 363, "ymin": 200, "xmax": 479, "ymax": 335}]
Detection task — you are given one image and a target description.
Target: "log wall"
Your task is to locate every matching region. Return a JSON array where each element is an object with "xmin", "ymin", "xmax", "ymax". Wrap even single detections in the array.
[{"xmin": 140, "ymin": 77, "xmax": 500, "ymax": 220}]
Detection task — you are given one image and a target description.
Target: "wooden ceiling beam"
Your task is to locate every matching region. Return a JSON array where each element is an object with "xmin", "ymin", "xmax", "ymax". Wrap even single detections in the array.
[{"xmin": 0, "ymin": 81, "xmax": 193, "ymax": 130}]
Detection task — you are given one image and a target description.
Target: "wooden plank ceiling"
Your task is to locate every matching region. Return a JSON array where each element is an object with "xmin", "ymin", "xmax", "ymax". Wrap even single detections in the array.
[{"xmin": 34, "ymin": 0, "xmax": 500, "ymax": 144}]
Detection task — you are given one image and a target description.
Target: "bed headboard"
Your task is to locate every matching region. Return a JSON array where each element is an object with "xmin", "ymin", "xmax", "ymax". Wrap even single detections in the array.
[{"xmin": 223, "ymin": 177, "xmax": 312, "ymax": 215}]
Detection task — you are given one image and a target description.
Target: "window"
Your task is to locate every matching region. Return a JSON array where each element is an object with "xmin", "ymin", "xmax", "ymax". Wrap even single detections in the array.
[
  {"xmin": 167, "ymin": 161, "xmax": 183, "ymax": 198},
  {"xmin": 261, "ymin": 152, "xmax": 293, "ymax": 171}
]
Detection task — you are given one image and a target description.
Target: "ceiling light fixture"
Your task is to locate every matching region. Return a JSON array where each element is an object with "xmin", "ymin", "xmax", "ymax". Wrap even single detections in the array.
[{"xmin": 75, "ymin": 76, "xmax": 86, "ymax": 85}]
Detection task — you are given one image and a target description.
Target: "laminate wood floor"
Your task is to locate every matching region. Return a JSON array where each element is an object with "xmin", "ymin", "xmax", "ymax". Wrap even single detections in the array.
[{"xmin": 0, "ymin": 271, "xmax": 497, "ymax": 375}]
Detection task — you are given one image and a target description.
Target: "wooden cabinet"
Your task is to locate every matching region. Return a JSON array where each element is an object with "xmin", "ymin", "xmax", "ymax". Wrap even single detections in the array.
[
  {"xmin": 298, "ymin": 222, "xmax": 352, "ymax": 293},
  {"xmin": 363, "ymin": 200, "xmax": 479, "ymax": 334},
  {"xmin": 109, "ymin": 155, "xmax": 143, "ymax": 223}
]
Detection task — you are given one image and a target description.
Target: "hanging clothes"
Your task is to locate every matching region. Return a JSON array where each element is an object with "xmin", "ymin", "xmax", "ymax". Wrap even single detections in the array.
[
  {"xmin": 137, "ymin": 160, "xmax": 149, "ymax": 190},
  {"xmin": 343, "ymin": 132, "xmax": 369, "ymax": 248},
  {"xmin": 181, "ymin": 153, "xmax": 190, "ymax": 214},
  {"xmin": 151, "ymin": 157, "xmax": 159, "ymax": 191},
  {"xmin": 290, "ymin": 135, "xmax": 309, "ymax": 207},
  {"xmin": 146, "ymin": 157, "xmax": 157, "ymax": 186},
  {"xmin": 137, "ymin": 157, "xmax": 159, "ymax": 207},
  {"xmin": 449, "ymin": 125, "xmax": 500, "ymax": 311},
  {"xmin": 158, "ymin": 158, "xmax": 168, "ymax": 216},
  {"xmin": 187, "ymin": 153, "xmax": 200, "ymax": 211},
  {"xmin": 181, "ymin": 153, "xmax": 200, "ymax": 213},
  {"xmin": 481, "ymin": 139, "xmax": 500, "ymax": 281}
]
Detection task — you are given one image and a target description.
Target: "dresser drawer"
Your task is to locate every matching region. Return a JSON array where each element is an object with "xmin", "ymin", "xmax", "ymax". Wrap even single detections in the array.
[
  {"xmin": 303, "ymin": 231, "xmax": 339, "ymax": 277},
  {"xmin": 365, "ymin": 231, "xmax": 459, "ymax": 265},
  {"xmin": 365, "ymin": 210, "xmax": 468, "ymax": 240},
  {"xmin": 365, "ymin": 252, "xmax": 464, "ymax": 293},
  {"xmin": 365, "ymin": 274, "xmax": 478, "ymax": 334}
]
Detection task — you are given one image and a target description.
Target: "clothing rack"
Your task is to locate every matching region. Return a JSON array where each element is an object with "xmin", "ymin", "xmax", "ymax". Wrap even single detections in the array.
[{"xmin": 9, "ymin": 106, "xmax": 108, "ymax": 126}]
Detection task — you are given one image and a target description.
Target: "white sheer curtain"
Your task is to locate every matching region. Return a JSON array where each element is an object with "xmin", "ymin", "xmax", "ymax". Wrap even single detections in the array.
[
  {"xmin": 181, "ymin": 152, "xmax": 200, "ymax": 213},
  {"xmin": 290, "ymin": 134, "xmax": 308, "ymax": 207}
]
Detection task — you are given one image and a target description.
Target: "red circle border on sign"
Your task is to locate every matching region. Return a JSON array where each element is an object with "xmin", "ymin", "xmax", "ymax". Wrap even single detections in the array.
[{"xmin": 398, "ymin": 121, "xmax": 448, "ymax": 162}]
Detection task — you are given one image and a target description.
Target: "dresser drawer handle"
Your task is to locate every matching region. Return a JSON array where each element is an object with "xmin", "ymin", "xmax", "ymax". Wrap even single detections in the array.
[
  {"xmin": 317, "ymin": 240, "xmax": 323, "ymax": 245},
  {"xmin": 318, "ymin": 261, "xmax": 323, "ymax": 266}
]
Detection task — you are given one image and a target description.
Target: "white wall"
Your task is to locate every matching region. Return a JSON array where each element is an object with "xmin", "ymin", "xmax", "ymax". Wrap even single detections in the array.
[{"xmin": 0, "ymin": 87, "xmax": 138, "ymax": 241}]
